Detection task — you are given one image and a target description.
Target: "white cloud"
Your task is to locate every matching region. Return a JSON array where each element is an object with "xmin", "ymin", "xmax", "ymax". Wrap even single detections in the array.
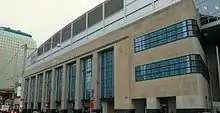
[{"xmin": 0, "ymin": 0, "xmax": 104, "ymax": 46}]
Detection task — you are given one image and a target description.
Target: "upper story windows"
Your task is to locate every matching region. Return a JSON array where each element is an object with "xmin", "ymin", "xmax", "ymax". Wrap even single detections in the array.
[
  {"xmin": 44, "ymin": 38, "xmax": 52, "ymax": 53},
  {"xmin": 36, "ymin": 0, "xmax": 125, "ymax": 57},
  {"xmin": 134, "ymin": 19, "xmax": 199, "ymax": 52},
  {"xmin": 88, "ymin": 5, "xmax": 103, "ymax": 27},
  {"xmin": 73, "ymin": 15, "xmax": 87, "ymax": 37},
  {"xmin": 105, "ymin": 0, "xmax": 124, "ymax": 18},
  {"xmin": 52, "ymin": 33, "xmax": 61, "ymax": 48},
  {"xmin": 62, "ymin": 24, "xmax": 71, "ymax": 43},
  {"xmin": 37, "ymin": 46, "xmax": 44, "ymax": 56}
]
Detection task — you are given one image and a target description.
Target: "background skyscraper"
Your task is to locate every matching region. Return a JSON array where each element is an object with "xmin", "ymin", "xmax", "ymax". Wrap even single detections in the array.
[{"xmin": 0, "ymin": 27, "xmax": 36, "ymax": 90}]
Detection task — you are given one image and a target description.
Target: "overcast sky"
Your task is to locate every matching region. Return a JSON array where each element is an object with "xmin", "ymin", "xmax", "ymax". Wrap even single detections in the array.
[{"xmin": 0, "ymin": 0, "xmax": 104, "ymax": 47}]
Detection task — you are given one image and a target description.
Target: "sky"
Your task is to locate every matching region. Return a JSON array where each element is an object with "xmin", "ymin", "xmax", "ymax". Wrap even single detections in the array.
[{"xmin": 0, "ymin": 0, "xmax": 104, "ymax": 47}]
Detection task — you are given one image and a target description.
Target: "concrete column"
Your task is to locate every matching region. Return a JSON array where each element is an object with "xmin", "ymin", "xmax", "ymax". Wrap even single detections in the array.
[
  {"xmin": 91, "ymin": 53, "xmax": 101, "ymax": 112},
  {"xmin": 41, "ymin": 72, "xmax": 46, "ymax": 109},
  {"xmin": 114, "ymin": 38, "xmax": 134, "ymax": 112},
  {"xmin": 33, "ymin": 74, "xmax": 38, "ymax": 110},
  {"xmin": 50, "ymin": 69, "xmax": 56, "ymax": 110},
  {"xmin": 27, "ymin": 77, "xmax": 31, "ymax": 109},
  {"xmin": 75, "ymin": 59, "xmax": 83, "ymax": 111},
  {"xmin": 146, "ymin": 98, "xmax": 160, "ymax": 113},
  {"xmin": 61, "ymin": 64, "xmax": 68, "ymax": 111}
]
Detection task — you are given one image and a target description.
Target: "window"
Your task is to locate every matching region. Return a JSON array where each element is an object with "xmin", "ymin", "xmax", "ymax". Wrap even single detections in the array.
[
  {"xmin": 82, "ymin": 57, "xmax": 92, "ymax": 100},
  {"xmin": 52, "ymin": 33, "xmax": 60, "ymax": 48},
  {"xmin": 100, "ymin": 49, "xmax": 114, "ymax": 99},
  {"xmin": 37, "ymin": 74, "xmax": 43, "ymax": 102},
  {"xmin": 68, "ymin": 63, "xmax": 76, "ymax": 101},
  {"xmin": 44, "ymin": 38, "xmax": 51, "ymax": 52},
  {"xmin": 30, "ymin": 77, "xmax": 36, "ymax": 103},
  {"xmin": 135, "ymin": 54, "xmax": 208, "ymax": 82},
  {"xmin": 62, "ymin": 24, "xmax": 71, "ymax": 42},
  {"xmin": 134, "ymin": 19, "xmax": 199, "ymax": 52},
  {"xmin": 37, "ymin": 46, "xmax": 43, "ymax": 56},
  {"xmin": 24, "ymin": 79, "xmax": 29, "ymax": 102},
  {"xmin": 73, "ymin": 15, "xmax": 86, "ymax": 36},
  {"xmin": 55, "ymin": 67, "xmax": 63, "ymax": 102},
  {"xmin": 105, "ymin": 0, "xmax": 124, "ymax": 18},
  {"xmin": 45, "ymin": 71, "xmax": 52, "ymax": 103},
  {"xmin": 88, "ymin": 5, "xmax": 103, "ymax": 27}
]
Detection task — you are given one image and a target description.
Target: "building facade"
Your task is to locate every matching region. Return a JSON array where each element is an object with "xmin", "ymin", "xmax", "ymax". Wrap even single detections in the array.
[{"xmin": 25, "ymin": 0, "xmax": 220, "ymax": 113}]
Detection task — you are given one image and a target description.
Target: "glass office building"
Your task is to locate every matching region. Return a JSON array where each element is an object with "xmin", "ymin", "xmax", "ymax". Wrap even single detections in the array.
[
  {"xmin": 0, "ymin": 27, "xmax": 36, "ymax": 110},
  {"xmin": 0, "ymin": 27, "xmax": 36, "ymax": 89}
]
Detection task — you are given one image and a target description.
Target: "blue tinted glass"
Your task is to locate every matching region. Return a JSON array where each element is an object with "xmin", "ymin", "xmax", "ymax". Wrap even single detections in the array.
[
  {"xmin": 135, "ymin": 54, "xmax": 207, "ymax": 82},
  {"xmin": 134, "ymin": 19, "xmax": 198, "ymax": 52},
  {"xmin": 100, "ymin": 50, "xmax": 114, "ymax": 99}
]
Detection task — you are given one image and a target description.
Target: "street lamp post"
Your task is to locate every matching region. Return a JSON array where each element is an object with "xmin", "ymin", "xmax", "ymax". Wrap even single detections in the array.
[{"xmin": 19, "ymin": 44, "xmax": 27, "ymax": 112}]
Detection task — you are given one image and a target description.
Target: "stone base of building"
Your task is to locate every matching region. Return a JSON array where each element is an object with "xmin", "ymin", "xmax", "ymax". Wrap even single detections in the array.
[
  {"xmin": 176, "ymin": 108, "xmax": 208, "ymax": 113},
  {"xmin": 114, "ymin": 109, "xmax": 135, "ymax": 113},
  {"xmin": 45, "ymin": 109, "xmax": 56, "ymax": 113},
  {"xmin": 74, "ymin": 109, "xmax": 83, "ymax": 113},
  {"xmin": 92, "ymin": 109, "xmax": 101, "ymax": 113},
  {"xmin": 145, "ymin": 108, "xmax": 208, "ymax": 113},
  {"xmin": 60, "ymin": 109, "xmax": 67, "ymax": 113},
  {"xmin": 21, "ymin": 109, "xmax": 27, "ymax": 113},
  {"xmin": 146, "ymin": 109, "xmax": 160, "ymax": 113},
  {"xmin": 21, "ymin": 109, "xmax": 33, "ymax": 113}
]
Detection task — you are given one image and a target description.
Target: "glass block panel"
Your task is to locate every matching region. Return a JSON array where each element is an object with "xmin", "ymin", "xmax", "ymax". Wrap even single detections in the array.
[
  {"xmin": 100, "ymin": 49, "xmax": 114, "ymax": 99},
  {"xmin": 83, "ymin": 57, "xmax": 92, "ymax": 100},
  {"xmin": 55, "ymin": 67, "xmax": 63, "ymax": 101},
  {"xmin": 134, "ymin": 19, "xmax": 199, "ymax": 52},
  {"xmin": 68, "ymin": 63, "xmax": 76, "ymax": 101},
  {"xmin": 135, "ymin": 54, "xmax": 208, "ymax": 82}
]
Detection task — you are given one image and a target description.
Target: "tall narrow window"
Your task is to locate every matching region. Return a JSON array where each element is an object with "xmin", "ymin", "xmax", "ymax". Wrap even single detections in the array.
[
  {"xmin": 37, "ymin": 74, "xmax": 43, "ymax": 105},
  {"xmin": 100, "ymin": 49, "xmax": 114, "ymax": 99},
  {"xmin": 55, "ymin": 67, "xmax": 63, "ymax": 102},
  {"xmin": 82, "ymin": 57, "xmax": 92, "ymax": 100},
  {"xmin": 30, "ymin": 77, "xmax": 36, "ymax": 104},
  {"xmin": 45, "ymin": 71, "xmax": 52, "ymax": 103},
  {"xmin": 24, "ymin": 79, "xmax": 29, "ymax": 104},
  {"xmin": 68, "ymin": 63, "xmax": 76, "ymax": 102}
]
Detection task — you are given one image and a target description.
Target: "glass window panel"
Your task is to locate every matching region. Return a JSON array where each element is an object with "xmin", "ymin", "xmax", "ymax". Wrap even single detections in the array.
[
  {"xmin": 100, "ymin": 50, "xmax": 114, "ymax": 99},
  {"xmin": 134, "ymin": 19, "xmax": 199, "ymax": 52},
  {"xmin": 135, "ymin": 54, "xmax": 207, "ymax": 82}
]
